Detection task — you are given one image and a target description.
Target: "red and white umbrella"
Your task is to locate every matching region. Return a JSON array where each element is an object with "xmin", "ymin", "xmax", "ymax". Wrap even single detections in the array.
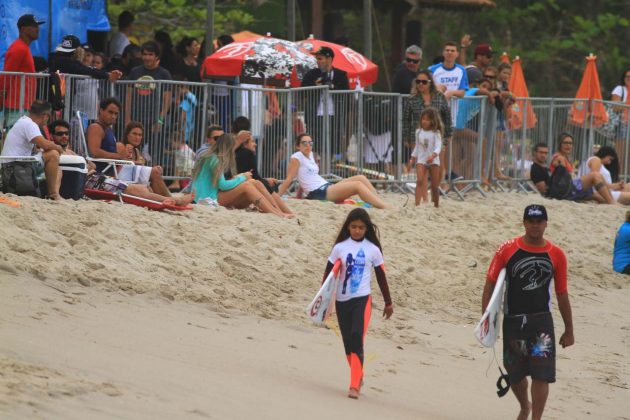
[
  {"xmin": 297, "ymin": 36, "xmax": 379, "ymax": 88},
  {"xmin": 201, "ymin": 36, "xmax": 317, "ymax": 86}
]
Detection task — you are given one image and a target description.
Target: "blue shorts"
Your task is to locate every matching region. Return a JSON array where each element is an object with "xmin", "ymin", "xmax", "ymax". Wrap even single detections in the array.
[
  {"xmin": 306, "ymin": 183, "xmax": 330, "ymax": 200},
  {"xmin": 570, "ymin": 178, "xmax": 593, "ymax": 201}
]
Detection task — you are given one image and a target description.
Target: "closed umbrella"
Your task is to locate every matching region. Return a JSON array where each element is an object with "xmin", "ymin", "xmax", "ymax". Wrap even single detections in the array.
[{"xmin": 570, "ymin": 53, "xmax": 608, "ymax": 127}]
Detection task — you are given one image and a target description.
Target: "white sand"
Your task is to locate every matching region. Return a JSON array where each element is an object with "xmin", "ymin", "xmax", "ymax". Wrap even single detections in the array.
[{"xmin": 0, "ymin": 192, "xmax": 629, "ymax": 419}]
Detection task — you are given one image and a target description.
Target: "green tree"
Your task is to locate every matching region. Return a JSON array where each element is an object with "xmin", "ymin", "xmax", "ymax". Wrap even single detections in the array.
[{"xmin": 108, "ymin": 0, "xmax": 255, "ymax": 48}]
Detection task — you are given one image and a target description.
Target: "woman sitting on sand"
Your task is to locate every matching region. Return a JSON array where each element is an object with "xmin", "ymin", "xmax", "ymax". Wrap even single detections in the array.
[
  {"xmin": 276, "ymin": 133, "xmax": 389, "ymax": 209},
  {"xmin": 118, "ymin": 121, "xmax": 171, "ymax": 197},
  {"xmin": 578, "ymin": 145, "xmax": 630, "ymax": 205},
  {"xmin": 278, "ymin": 133, "xmax": 388, "ymax": 209},
  {"xmin": 235, "ymin": 131, "xmax": 293, "ymax": 215},
  {"xmin": 191, "ymin": 133, "xmax": 294, "ymax": 218}
]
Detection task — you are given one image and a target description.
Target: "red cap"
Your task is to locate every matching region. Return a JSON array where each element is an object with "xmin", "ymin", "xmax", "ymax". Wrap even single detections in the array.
[{"xmin": 474, "ymin": 44, "xmax": 493, "ymax": 57}]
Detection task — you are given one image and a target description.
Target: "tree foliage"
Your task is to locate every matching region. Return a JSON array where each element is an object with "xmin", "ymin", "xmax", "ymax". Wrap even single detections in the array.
[
  {"xmin": 108, "ymin": 0, "xmax": 255, "ymax": 47},
  {"xmin": 419, "ymin": 0, "xmax": 630, "ymax": 96}
]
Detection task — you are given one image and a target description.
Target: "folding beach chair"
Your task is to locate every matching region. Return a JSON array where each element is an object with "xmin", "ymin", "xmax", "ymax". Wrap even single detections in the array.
[{"xmin": 73, "ymin": 110, "xmax": 134, "ymax": 178}]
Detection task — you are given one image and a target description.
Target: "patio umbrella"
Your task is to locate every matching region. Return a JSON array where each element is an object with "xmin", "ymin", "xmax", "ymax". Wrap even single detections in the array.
[
  {"xmin": 296, "ymin": 35, "xmax": 378, "ymax": 89},
  {"xmin": 507, "ymin": 56, "xmax": 537, "ymax": 130},
  {"xmin": 570, "ymin": 53, "xmax": 608, "ymax": 127},
  {"xmin": 201, "ymin": 36, "xmax": 317, "ymax": 86}
]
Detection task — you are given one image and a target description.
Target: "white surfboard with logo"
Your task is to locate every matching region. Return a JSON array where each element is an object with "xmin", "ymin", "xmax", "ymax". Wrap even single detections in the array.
[
  {"xmin": 306, "ymin": 260, "xmax": 341, "ymax": 326},
  {"xmin": 474, "ymin": 268, "xmax": 506, "ymax": 347}
]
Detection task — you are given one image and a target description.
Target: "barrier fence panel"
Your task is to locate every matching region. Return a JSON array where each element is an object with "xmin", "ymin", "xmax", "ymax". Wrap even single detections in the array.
[
  {"xmin": 0, "ymin": 71, "xmax": 50, "ymax": 145},
  {"xmin": 447, "ymin": 96, "xmax": 487, "ymax": 197},
  {"xmin": 5, "ymin": 70, "xmax": 630, "ymax": 191},
  {"xmin": 593, "ymin": 99, "xmax": 630, "ymax": 181}
]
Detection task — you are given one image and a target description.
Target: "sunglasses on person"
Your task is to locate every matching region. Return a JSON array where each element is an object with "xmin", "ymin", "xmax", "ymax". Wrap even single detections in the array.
[
  {"xmin": 209, "ymin": 135, "xmax": 221, "ymax": 141},
  {"xmin": 561, "ymin": 141, "xmax": 573, "ymax": 145},
  {"xmin": 301, "ymin": 140, "xmax": 314, "ymax": 146},
  {"xmin": 405, "ymin": 57, "xmax": 420, "ymax": 64},
  {"xmin": 415, "ymin": 79, "xmax": 430, "ymax": 85},
  {"xmin": 484, "ymin": 74, "xmax": 496, "ymax": 78},
  {"xmin": 54, "ymin": 131, "xmax": 70, "ymax": 136}
]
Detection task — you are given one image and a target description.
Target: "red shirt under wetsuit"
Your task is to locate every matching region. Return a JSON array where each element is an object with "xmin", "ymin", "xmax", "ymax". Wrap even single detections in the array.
[
  {"xmin": 487, "ymin": 237, "xmax": 568, "ymax": 315},
  {"xmin": 1, "ymin": 38, "xmax": 36, "ymax": 110}
]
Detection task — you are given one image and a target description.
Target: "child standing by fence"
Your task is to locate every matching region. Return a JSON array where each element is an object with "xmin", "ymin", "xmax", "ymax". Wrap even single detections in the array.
[
  {"xmin": 322, "ymin": 208, "xmax": 393, "ymax": 399},
  {"xmin": 409, "ymin": 107, "xmax": 444, "ymax": 207}
]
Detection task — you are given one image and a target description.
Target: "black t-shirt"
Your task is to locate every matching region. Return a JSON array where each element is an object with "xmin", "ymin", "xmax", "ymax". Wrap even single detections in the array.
[
  {"xmin": 127, "ymin": 65, "xmax": 172, "ymax": 121},
  {"xmin": 392, "ymin": 63, "xmax": 418, "ymax": 95},
  {"xmin": 530, "ymin": 162, "xmax": 550, "ymax": 188}
]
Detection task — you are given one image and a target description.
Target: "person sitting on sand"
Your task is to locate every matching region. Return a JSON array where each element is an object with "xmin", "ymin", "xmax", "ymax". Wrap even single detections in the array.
[
  {"xmin": 276, "ymin": 133, "xmax": 390, "ymax": 209},
  {"xmin": 235, "ymin": 130, "xmax": 293, "ymax": 215},
  {"xmin": 577, "ymin": 145, "xmax": 630, "ymax": 205},
  {"xmin": 191, "ymin": 133, "xmax": 294, "ymax": 218},
  {"xmin": 50, "ymin": 119, "xmax": 193, "ymax": 206},
  {"xmin": 546, "ymin": 134, "xmax": 616, "ymax": 204},
  {"xmin": 613, "ymin": 210, "xmax": 630, "ymax": 275},
  {"xmin": 87, "ymin": 98, "xmax": 171, "ymax": 197}
]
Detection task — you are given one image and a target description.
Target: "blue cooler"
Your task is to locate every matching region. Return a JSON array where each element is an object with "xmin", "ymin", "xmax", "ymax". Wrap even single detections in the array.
[{"xmin": 59, "ymin": 155, "xmax": 87, "ymax": 200}]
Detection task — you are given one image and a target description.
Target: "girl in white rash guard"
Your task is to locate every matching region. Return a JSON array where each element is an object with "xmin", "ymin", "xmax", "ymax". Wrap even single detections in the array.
[
  {"xmin": 321, "ymin": 208, "xmax": 393, "ymax": 399},
  {"xmin": 276, "ymin": 133, "xmax": 390, "ymax": 209}
]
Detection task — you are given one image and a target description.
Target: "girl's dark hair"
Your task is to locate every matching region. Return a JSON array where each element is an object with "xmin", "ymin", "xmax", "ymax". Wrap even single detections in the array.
[
  {"xmin": 334, "ymin": 208, "xmax": 383, "ymax": 252},
  {"xmin": 176, "ymin": 36, "xmax": 196, "ymax": 57},
  {"xmin": 620, "ymin": 69, "xmax": 630, "ymax": 86},
  {"xmin": 595, "ymin": 145, "xmax": 620, "ymax": 182},
  {"xmin": 232, "ymin": 116, "xmax": 251, "ymax": 133},
  {"xmin": 123, "ymin": 121, "xmax": 144, "ymax": 145}
]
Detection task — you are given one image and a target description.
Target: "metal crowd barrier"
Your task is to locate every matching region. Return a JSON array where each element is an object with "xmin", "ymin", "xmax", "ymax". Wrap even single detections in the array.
[{"xmin": 4, "ymin": 69, "xmax": 630, "ymax": 191}]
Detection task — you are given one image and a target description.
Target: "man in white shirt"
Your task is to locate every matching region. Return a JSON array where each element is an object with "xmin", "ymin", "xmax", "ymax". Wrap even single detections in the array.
[{"xmin": 1, "ymin": 100, "xmax": 64, "ymax": 199}]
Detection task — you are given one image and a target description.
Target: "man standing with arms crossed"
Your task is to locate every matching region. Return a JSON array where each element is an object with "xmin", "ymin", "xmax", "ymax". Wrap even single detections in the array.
[{"xmin": 483, "ymin": 204, "xmax": 574, "ymax": 420}]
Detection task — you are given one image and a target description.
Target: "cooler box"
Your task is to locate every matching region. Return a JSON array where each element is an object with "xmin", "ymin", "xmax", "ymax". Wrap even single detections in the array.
[{"xmin": 59, "ymin": 155, "xmax": 87, "ymax": 200}]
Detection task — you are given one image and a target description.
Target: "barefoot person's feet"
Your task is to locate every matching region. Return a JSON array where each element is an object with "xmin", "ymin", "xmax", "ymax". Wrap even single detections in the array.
[
  {"xmin": 348, "ymin": 387, "xmax": 360, "ymax": 399},
  {"xmin": 174, "ymin": 193, "xmax": 195, "ymax": 207}
]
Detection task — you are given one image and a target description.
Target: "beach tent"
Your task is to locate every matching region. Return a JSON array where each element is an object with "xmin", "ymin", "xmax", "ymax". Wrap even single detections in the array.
[
  {"xmin": 507, "ymin": 56, "xmax": 537, "ymax": 130},
  {"xmin": 0, "ymin": 0, "xmax": 110, "ymax": 69}
]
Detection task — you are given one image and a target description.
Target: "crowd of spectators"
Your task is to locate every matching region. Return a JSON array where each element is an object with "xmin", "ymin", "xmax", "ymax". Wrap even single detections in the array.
[{"xmin": 2, "ymin": 12, "xmax": 630, "ymax": 213}]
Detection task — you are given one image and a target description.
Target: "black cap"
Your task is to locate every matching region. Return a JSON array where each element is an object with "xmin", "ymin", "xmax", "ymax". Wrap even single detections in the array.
[
  {"xmin": 81, "ymin": 43, "xmax": 94, "ymax": 53},
  {"xmin": 523, "ymin": 204, "xmax": 548, "ymax": 221},
  {"xmin": 17, "ymin": 14, "xmax": 45, "ymax": 29},
  {"xmin": 56, "ymin": 35, "xmax": 81, "ymax": 53},
  {"xmin": 312, "ymin": 46, "xmax": 334, "ymax": 58}
]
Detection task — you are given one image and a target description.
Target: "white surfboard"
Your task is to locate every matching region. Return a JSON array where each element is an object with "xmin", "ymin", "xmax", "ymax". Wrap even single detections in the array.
[
  {"xmin": 306, "ymin": 260, "xmax": 342, "ymax": 326},
  {"xmin": 474, "ymin": 268, "xmax": 506, "ymax": 347}
]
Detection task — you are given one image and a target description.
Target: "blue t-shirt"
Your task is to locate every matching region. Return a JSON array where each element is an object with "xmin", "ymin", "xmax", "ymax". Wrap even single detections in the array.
[
  {"xmin": 428, "ymin": 63, "xmax": 469, "ymax": 92},
  {"xmin": 613, "ymin": 222, "xmax": 630, "ymax": 272},
  {"xmin": 455, "ymin": 88, "xmax": 480, "ymax": 129},
  {"xmin": 179, "ymin": 91, "xmax": 198, "ymax": 144}
]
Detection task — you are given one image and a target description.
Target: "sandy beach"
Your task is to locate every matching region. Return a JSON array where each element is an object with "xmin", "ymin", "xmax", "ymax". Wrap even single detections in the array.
[{"xmin": 1, "ymin": 192, "xmax": 629, "ymax": 419}]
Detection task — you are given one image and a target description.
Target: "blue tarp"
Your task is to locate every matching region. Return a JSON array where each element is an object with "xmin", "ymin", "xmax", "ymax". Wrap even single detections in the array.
[{"xmin": 0, "ymin": 0, "xmax": 110, "ymax": 69}]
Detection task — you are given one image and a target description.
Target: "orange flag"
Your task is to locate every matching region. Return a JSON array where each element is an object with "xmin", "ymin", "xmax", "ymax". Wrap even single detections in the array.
[
  {"xmin": 507, "ymin": 57, "xmax": 537, "ymax": 130},
  {"xmin": 570, "ymin": 54, "xmax": 608, "ymax": 127},
  {"xmin": 500, "ymin": 52, "xmax": 510, "ymax": 64}
]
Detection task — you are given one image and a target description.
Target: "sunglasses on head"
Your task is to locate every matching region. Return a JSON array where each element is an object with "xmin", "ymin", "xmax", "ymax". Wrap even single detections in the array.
[
  {"xmin": 405, "ymin": 58, "xmax": 420, "ymax": 64},
  {"xmin": 301, "ymin": 140, "xmax": 314, "ymax": 146},
  {"xmin": 415, "ymin": 79, "xmax": 430, "ymax": 85},
  {"xmin": 54, "ymin": 131, "xmax": 70, "ymax": 136}
]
